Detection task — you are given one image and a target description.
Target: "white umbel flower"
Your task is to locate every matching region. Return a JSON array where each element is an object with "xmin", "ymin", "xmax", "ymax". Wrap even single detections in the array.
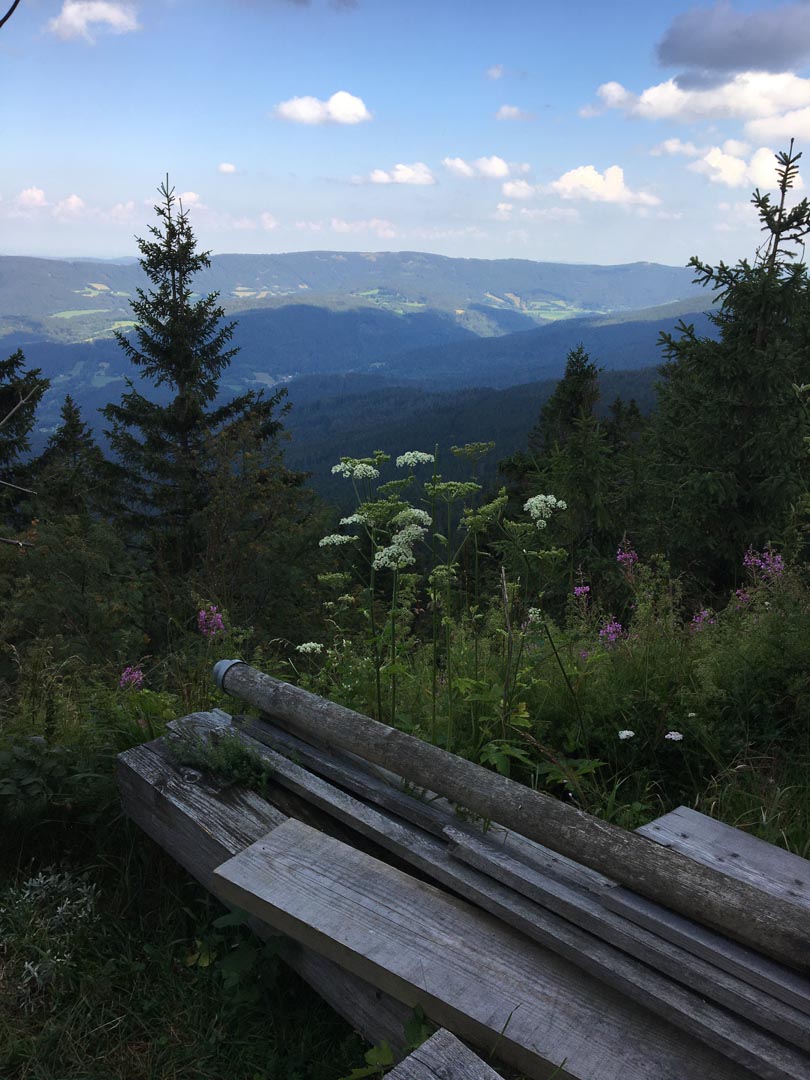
[
  {"xmin": 617, "ymin": 729, "xmax": 635, "ymax": 740},
  {"xmin": 524, "ymin": 494, "xmax": 567, "ymax": 528},
  {"xmin": 295, "ymin": 642, "xmax": 323, "ymax": 654},
  {"xmin": 665, "ymin": 730, "xmax": 684, "ymax": 742},
  {"xmin": 395, "ymin": 451, "xmax": 435, "ymax": 468}
]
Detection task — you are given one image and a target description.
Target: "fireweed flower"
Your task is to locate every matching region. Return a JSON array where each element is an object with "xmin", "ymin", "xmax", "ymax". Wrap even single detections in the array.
[
  {"xmin": 574, "ymin": 585, "xmax": 590, "ymax": 598},
  {"xmin": 119, "ymin": 666, "xmax": 144, "ymax": 690},
  {"xmin": 295, "ymin": 642, "xmax": 323, "ymax": 655},
  {"xmin": 665, "ymin": 730, "xmax": 684, "ymax": 742},
  {"xmin": 618, "ymin": 730, "xmax": 635, "ymax": 741},
  {"xmin": 198, "ymin": 604, "xmax": 225, "ymax": 638},
  {"xmin": 395, "ymin": 451, "xmax": 435, "ymax": 469},
  {"xmin": 744, "ymin": 546, "xmax": 785, "ymax": 580},
  {"xmin": 690, "ymin": 608, "xmax": 716, "ymax": 632},
  {"xmin": 599, "ymin": 618, "xmax": 624, "ymax": 644},
  {"xmin": 616, "ymin": 539, "xmax": 638, "ymax": 571},
  {"xmin": 523, "ymin": 494, "xmax": 566, "ymax": 528}
]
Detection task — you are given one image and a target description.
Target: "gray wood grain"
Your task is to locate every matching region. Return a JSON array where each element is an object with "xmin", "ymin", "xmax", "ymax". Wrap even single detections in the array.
[
  {"xmin": 177, "ymin": 711, "xmax": 810, "ymax": 1071},
  {"xmin": 116, "ymin": 736, "xmax": 415, "ymax": 1053},
  {"xmin": 638, "ymin": 806, "xmax": 810, "ymax": 912},
  {"xmin": 601, "ymin": 885, "xmax": 810, "ymax": 1019},
  {"xmin": 444, "ymin": 824, "xmax": 810, "ymax": 1069},
  {"xmin": 214, "ymin": 819, "xmax": 761, "ymax": 1080},
  {"xmin": 387, "ymin": 1029, "xmax": 505, "ymax": 1079},
  {"xmin": 217, "ymin": 663, "xmax": 810, "ymax": 970}
]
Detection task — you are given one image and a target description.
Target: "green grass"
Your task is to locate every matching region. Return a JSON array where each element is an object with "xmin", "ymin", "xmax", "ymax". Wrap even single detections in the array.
[
  {"xmin": 0, "ymin": 815, "xmax": 366, "ymax": 1080},
  {"xmin": 49, "ymin": 309, "xmax": 110, "ymax": 320}
]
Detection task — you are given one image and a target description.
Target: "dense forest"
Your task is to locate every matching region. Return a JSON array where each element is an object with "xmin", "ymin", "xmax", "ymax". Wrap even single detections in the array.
[{"xmin": 1, "ymin": 150, "xmax": 809, "ymax": 1079}]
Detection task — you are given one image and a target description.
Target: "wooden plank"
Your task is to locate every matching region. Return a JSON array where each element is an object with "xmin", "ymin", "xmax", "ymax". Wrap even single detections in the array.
[
  {"xmin": 637, "ymin": 806, "xmax": 810, "ymax": 913},
  {"xmin": 602, "ymin": 885, "xmax": 810, "ymax": 1019},
  {"xmin": 214, "ymin": 819, "xmax": 760, "ymax": 1080},
  {"xmin": 241, "ymin": 715, "xmax": 617, "ymax": 897},
  {"xmin": 387, "ymin": 1029, "xmax": 505, "ymax": 1079},
  {"xmin": 216, "ymin": 662, "xmax": 810, "ymax": 970},
  {"xmin": 445, "ymin": 824, "xmax": 810, "ymax": 1067},
  {"xmin": 116, "ymin": 737, "xmax": 415, "ymax": 1054},
  {"xmin": 174, "ymin": 713, "xmax": 810, "ymax": 1072}
]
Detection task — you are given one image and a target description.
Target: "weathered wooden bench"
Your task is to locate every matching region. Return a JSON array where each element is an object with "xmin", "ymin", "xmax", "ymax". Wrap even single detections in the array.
[{"xmin": 117, "ymin": 661, "xmax": 810, "ymax": 1080}]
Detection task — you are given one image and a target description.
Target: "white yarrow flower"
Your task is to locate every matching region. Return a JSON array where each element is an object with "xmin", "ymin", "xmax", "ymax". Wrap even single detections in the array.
[
  {"xmin": 392, "ymin": 507, "xmax": 432, "ymax": 527},
  {"xmin": 527, "ymin": 607, "xmax": 542, "ymax": 624},
  {"xmin": 295, "ymin": 642, "xmax": 323, "ymax": 654},
  {"xmin": 331, "ymin": 461, "xmax": 380, "ymax": 480},
  {"xmin": 524, "ymin": 494, "xmax": 567, "ymax": 528},
  {"xmin": 373, "ymin": 544, "xmax": 416, "ymax": 570},
  {"xmin": 665, "ymin": 730, "xmax": 684, "ymax": 742},
  {"xmin": 618, "ymin": 729, "xmax": 635, "ymax": 741},
  {"xmin": 319, "ymin": 534, "xmax": 359, "ymax": 547},
  {"xmin": 395, "ymin": 451, "xmax": 435, "ymax": 468},
  {"xmin": 339, "ymin": 513, "xmax": 368, "ymax": 526}
]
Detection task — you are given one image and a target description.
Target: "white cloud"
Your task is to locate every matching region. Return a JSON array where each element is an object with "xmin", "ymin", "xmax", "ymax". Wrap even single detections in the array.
[
  {"xmin": 442, "ymin": 155, "xmax": 510, "ymax": 179},
  {"xmin": 105, "ymin": 200, "xmax": 136, "ymax": 223},
  {"xmin": 688, "ymin": 144, "xmax": 795, "ymax": 190},
  {"xmin": 178, "ymin": 191, "xmax": 204, "ymax": 208},
  {"xmin": 588, "ymin": 72, "xmax": 810, "ymax": 123},
  {"xmin": 443, "ymin": 157, "xmax": 476, "ymax": 178},
  {"xmin": 275, "ymin": 90, "xmax": 371, "ymax": 125},
  {"xmin": 47, "ymin": 1, "xmax": 139, "ymax": 42},
  {"xmin": 260, "ymin": 212, "xmax": 279, "ymax": 230},
  {"xmin": 650, "ymin": 138, "xmax": 702, "ymax": 157},
  {"xmin": 496, "ymin": 104, "xmax": 531, "ymax": 121},
  {"xmin": 549, "ymin": 164, "xmax": 660, "ymax": 205},
  {"xmin": 519, "ymin": 206, "xmax": 580, "ymax": 222},
  {"xmin": 53, "ymin": 194, "xmax": 85, "ymax": 220},
  {"xmin": 294, "ymin": 220, "xmax": 325, "ymax": 232},
  {"xmin": 232, "ymin": 216, "xmax": 256, "ymax": 230},
  {"xmin": 331, "ymin": 217, "xmax": 398, "ymax": 238},
  {"xmin": 486, "ymin": 64, "xmax": 504, "ymax": 80},
  {"xmin": 369, "ymin": 162, "xmax": 435, "ymax": 185},
  {"xmin": 218, "ymin": 162, "xmax": 237, "ymax": 174},
  {"xmin": 474, "ymin": 155, "xmax": 510, "ymax": 179},
  {"xmin": 501, "ymin": 179, "xmax": 537, "ymax": 200},
  {"xmin": 494, "ymin": 202, "xmax": 513, "ymax": 221},
  {"xmin": 15, "ymin": 187, "xmax": 48, "ymax": 210},
  {"xmin": 746, "ymin": 105, "xmax": 810, "ymax": 142}
]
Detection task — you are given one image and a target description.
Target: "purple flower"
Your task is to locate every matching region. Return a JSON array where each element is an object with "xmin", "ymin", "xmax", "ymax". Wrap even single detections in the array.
[
  {"xmin": 198, "ymin": 604, "xmax": 226, "ymax": 639},
  {"xmin": 690, "ymin": 608, "xmax": 716, "ymax": 632},
  {"xmin": 599, "ymin": 617, "xmax": 624, "ymax": 644},
  {"xmin": 574, "ymin": 585, "xmax": 590, "ymax": 598},
  {"xmin": 734, "ymin": 588, "xmax": 751, "ymax": 608},
  {"xmin": 119, "ymin": 665, "xmax": 144, "ymax": 690},
  {"xmin": 579, "ymin": 649, "xmax": 590, "ymax": 661},
  {"xmin": 743, "ymin": 546, "xmax": 784, "ymax": 581},
  {"xmin": 616, "ymin": 539, "xmax": 638, "ymax": 572}
]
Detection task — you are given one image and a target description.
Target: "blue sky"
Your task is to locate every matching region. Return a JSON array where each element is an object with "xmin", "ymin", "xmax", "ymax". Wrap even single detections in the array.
[{"xmin": 3, "ymin": 0, "xmax": 810, "ymax": 265}]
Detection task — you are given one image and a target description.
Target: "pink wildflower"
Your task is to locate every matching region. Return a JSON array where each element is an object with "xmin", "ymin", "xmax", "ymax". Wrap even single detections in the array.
[
  {"xmin": 198, "ymin": 604, "xmax": 225, "ymax": 639},
  {"xmin": 599, "ymin": 617, "xmax": 624, "ymax": 645},
  {"xmin": 119, "ymin": 666, "xmax": 144, "ymax": 690}
]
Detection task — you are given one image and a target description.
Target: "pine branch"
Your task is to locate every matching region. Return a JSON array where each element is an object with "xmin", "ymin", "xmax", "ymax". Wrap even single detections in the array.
[{"xmin": 0, "ymin": 0, "xmax": 22, "ymax": 32}]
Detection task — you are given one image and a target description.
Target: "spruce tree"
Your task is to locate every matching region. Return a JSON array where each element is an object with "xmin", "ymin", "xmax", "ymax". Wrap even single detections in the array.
[
  {"xmin": 527, "ymin": 344, "xmax": 601, "ymax": 456},
  {"xmin": 102, "ymin": 178, "xmax": 289, "ymax": 578},
  {"xmin": 0, "ymin": 349, "xmax": 48, "ymax": 545},
  {"xmin": 652, "ymin": 143, "xmax": 810, "ymax": 590}
]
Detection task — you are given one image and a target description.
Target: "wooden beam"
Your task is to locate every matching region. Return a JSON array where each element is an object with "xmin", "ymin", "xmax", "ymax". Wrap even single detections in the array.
[
  {"xmin": 116, "ymin": 734, "xmax": 415, "ymax": 1053},
  {"xmin": 171, "ymin": 714, "xmax": 806, "ymax": 1077},
  {"xmin": 216, "ymin": 663, "xmax": 810, "ymax": 971},
  {"xmin": 214, "ymin": 819, "xmax": 759, "ymax": 1080},
  {"xmin": 387, "ymin": 1029, "xmax": 505, "ymax": 1079}
]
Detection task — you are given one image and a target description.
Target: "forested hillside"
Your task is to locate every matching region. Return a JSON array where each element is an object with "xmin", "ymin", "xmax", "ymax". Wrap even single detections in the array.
[{"xmin": 1, "ymin": 156, "xmax": 808, "ymax": 1078}]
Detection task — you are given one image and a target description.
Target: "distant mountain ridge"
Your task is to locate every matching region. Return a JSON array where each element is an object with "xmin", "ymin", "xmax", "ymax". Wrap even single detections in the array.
[
  {"xmin": 0, "ymin": 250, "xmax": 706, "ymax": 347},
  {"xmin": 1, "ymin": 250, "xmax": 715, "ymax": 492}
]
